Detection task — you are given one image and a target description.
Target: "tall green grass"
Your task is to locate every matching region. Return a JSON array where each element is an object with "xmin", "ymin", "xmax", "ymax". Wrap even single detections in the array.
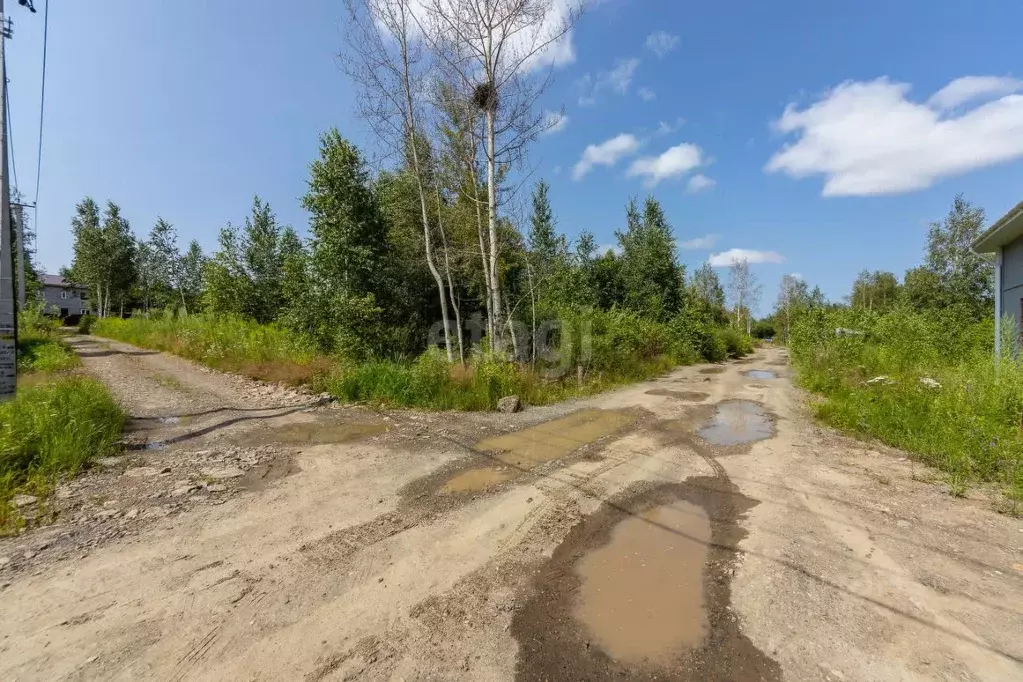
[
  {"xmin": 791, "ymin": 305, "xmax": 1023, "ymax": 506},
  {"xmin": 93, "ymin": 312, "xmax": 327, "ymax": 384},
  {"xmin": 0, "ymin": 377, "xmax": 126, "ymax": 533}
]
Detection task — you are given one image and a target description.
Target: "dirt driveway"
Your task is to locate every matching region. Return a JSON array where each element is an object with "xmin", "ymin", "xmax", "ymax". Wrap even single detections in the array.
[{"xmin": 1, "ymin": 338, "xmax": 1022, "ymax": 681}]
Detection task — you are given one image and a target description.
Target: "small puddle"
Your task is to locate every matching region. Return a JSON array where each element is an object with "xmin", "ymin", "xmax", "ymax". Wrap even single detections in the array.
[
  {"xmin": 698, "ymin": 367, "xmax": 725, "ymax": 375},
  {"xmin": 156, "ymin": 416, "xmax": 181, "ymax": 425},
  {"xmin": 145, "ymin": 440, "xmax": 167, "ymax": 451},
  {"xmin": 474, "ymin": 409, "xmax": 635, "ymax": 469},
  {"xmin": 440, "ymin": 466, "xmax": 516, "ymax": 494},
  {"xmin": 698, "ymin": 401, "xmax": 773, "ymax": 446},
  {"xmin": 645, "ymin": 389, "xmax": 709, "ymax": 401},
  {"xmin": 743, "ymin": 370, "xmax": 776, "ymax": 380},
  {"xmin": 575, "ymin": 500, "xmax": 711, "ymax": 664},
  {"xmin": 240, "ymin": 421, "xmax": 388, "ymax": 446}
]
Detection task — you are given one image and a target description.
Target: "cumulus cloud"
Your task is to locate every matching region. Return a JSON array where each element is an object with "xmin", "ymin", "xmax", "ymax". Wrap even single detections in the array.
[
  {"xmin": 708, "ymin": 248, "xmax": 785, "ymax": 267},
  {"xmin": 645, "ymin": 30, "xmax": 679, "ymax": 58},
  {"xmin": 573, "ymin": 133, "xmax": 642, "ymax": 180},
  {"xmin": 686, "ymin": 174, "xmax": 716, "ymax": 194},
  {"xmin": 678, "ymin": 233, "xmax": 718, "ymax": 249},
  {"xmin": 927, "ymin": 75, "xmax": 1023, "ymax": 110},
  {"xmin": 638, "ymin": 87, "xmax": 656, "ymax": 102},
  {"xmin": 543, "ymin": 111, "xmax": 569, "ymax": 134},
  {"xmin": 765, "ymin": 76, "xmax": 1023, "ymax": 196},
  {"xmin": 626, "ymin": 143, "xmax": 704, "ymax": 186},
  {"xmin": 577, "ymin": 57, "xmax": 641, "ymax": 105}
]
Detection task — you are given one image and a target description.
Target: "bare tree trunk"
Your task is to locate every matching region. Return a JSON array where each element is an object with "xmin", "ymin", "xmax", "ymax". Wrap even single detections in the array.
[
  {"xmin": 485, "ymin": 107, "xmax": 503, "ymax": 354},
  {"xmin": 507, "ymin": 313, "xmax": 519, "ymax": 361},
  {"xmin": 436, "ymin": 186, "xmax": 464, "ymax": 364},
  {"xmin": 470, "ymin": 178, "xmax": 495, "ymax": 343}
]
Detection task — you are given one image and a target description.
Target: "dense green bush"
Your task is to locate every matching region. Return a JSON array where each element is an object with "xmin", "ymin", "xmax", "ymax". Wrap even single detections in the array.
[
  {"xmin": 17, "ymin": 310, "xmax": 79, "ymax": 374},
  {"xmin": 77, "ymin": 314, "xmax": 96, "ymax": 334},
  {"xmin": 790, "ymin": 305, "xmax": 1022, "ymax": 503}
]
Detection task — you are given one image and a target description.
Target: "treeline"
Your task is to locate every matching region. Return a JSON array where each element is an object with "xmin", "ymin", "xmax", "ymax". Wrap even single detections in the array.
[{"xmin": 65, "ymin": 128, "xmax": 752, "ymax": 366}]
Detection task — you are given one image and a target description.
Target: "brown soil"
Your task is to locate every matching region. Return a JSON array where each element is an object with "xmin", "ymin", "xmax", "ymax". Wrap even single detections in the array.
[
  {"xmin": 2, "ymin": 341, "xmax": 1022, "ymax": 681},
  {"xmin": 645, "ymin": 388, "xmax": 710, "ymax": 401}
]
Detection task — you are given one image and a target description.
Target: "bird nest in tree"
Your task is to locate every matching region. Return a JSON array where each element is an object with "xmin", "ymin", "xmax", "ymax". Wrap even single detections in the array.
[{"xmin": 473, "ymin": 82, "xmax": 498, "ymax": 113}]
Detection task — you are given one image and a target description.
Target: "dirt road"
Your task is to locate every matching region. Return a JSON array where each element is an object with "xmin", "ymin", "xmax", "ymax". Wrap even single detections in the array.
[{"xmin": 2, "ymin": 338, "xmax": 1022, "ymax": 681}]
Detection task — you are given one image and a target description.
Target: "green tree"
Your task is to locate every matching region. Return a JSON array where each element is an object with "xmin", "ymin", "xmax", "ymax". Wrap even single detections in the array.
[
  {"xmin": 243, "ymin": 197, "xmax": 286, "ymax": 321},
  {"xmin": 689, "ymin": 262, "xmax": 726, "ymax": 320},
  {"xmin": 179, "ymin": 240, "xmax": 206, "ymax": 313},
  {"xmin": 924, "ymin": 194, "xmax": 993, "ymax": 317},
  {"xmin": 616, "ymin": 196, "xmax": 685, "ymax": 321},
  {"xmin": 147, "ymin": 217, "xmax": 180, "ymax": 310}
]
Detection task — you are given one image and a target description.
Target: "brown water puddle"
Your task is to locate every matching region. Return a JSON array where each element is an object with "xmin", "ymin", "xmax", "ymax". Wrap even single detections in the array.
[
  {"xmin": 645, "ymin": 389, "xmax": 709, "ymax": 401},
  {"xmin": 240, "ymin": 421, "xmax": 388, "ymax": 446},
  {"xmin": 574, "ymin": 500, "xmax": 711, "ymax": 665},
  {"xmin": 697, "ymin": 401, "xmax": 774, "ymax": 446},
  {"xmin": 439, "ymin": 466, "xmax": 516, "ymax": 494},
  {"xmin": 743, "ymin": 369, "xmax": 777, "ymax": 380},
  {"xmin": 698, "ymin": 367, "xmax": 725, "ymax": 374},
  {"xmin": 474, "ymin": 409, "xmax": 635, "ymax": 469},
  {"xmin": 512, "ymin": 479, "xmax": 781, "ymax": 681}
]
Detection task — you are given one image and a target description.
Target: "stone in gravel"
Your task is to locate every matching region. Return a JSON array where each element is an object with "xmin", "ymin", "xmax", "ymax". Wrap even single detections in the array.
[
  {"xmin": 123, "ymin": 508, "xmax": 139, "ymax": 520},
  {"xmin": 896, "ymin": 520, "xmax": 911, "ymax": 529},
  {"xmin": 95, "ymin": 456, "xmax": 125, "ymax": 468},
  {"xmin": 496, "ymin": 395, "xmax": 521, "ymax": 414},
  {"xmin": 171, "ymin": 485, "xmax": 198, "ymax": 497},
  {"xmin": 56, "ymin": 488, "xmax": 73, "ymax": 500},
  {"xmin": 124, "ymin": 467, "xmax": 160, "ymax": 478},
  {"xmin": 23, "ymin": 551, "xmax": 36, "ymax": 560},
  {"xmin": 95, "ymin": 509, "xmax": 120, "ymax": 520},
  {"xmin": 201, "ymin": 466, "xmax": 245, "ymax": 480},
  {"xmin": 12, "ymin": 494, "xmax": 38, "ymax": 508},
  {"xmin": 0, "ymin": 556, "xmax": 10, "ymax": 569},
  {"xmin": 206, "ymin": 484, "xmax": 227, "ymax": 493}
]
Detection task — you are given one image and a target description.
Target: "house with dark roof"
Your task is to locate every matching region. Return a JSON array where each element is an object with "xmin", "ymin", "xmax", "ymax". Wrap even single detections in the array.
[
  {"xmin": 972, "ymin": 200, "xmax": 1023, "ymax": 356},
  {"xmin": 40, "ymin": 274, "xmax": 90, "ymax": 320}
]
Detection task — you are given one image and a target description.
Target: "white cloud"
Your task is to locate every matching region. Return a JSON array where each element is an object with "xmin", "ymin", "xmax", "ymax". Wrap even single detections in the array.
[
  {"xmin": 543, "ymin": 111, "xmax": 569, "ymax": 134},
  {"xmin": 573, "ymin": 133, "xmax": 642, "ymax": 180},
  {"xmin": 645, "ymin": 30, "xmax": 679, "ymax": 58},
  {"xmin": 686, "ymin": 174, "xmax": 716, "ymax": 194},
  {"xmin": 577, "ymin": 57, "xmax": 641, "ymax": 105},
  {"xmin": 927, "ymin": 76, "xmax": 1023, "ymax": 110},
  {"xmin": 626, "ymin": 142, "xmax": 704, "ymax": 186},
  {"xmin": 638, "ymin": 87, "xmax": 656, "ymax": 102},
  {"xmin": 708, "ymin": 248, "xmax": 785, "ymax": 267},
  {"xmin": 678, "ymin": 233, "xmax": 718, "ymax": 249},
  {"xmin": 790, "ymin": 272, "xmax": 804, "ymax": 280},
  {"xmin": 765, "ymin": 76, "xmax": 1023, "ymax": 196},
  {"xmin": 655, "ymin": 118, "xmax": 685, "ymax": 135}
]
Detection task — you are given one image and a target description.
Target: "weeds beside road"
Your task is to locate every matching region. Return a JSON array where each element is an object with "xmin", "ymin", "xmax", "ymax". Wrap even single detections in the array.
[
  {"xmin": 0, "ymin": 313, "xmax": 125, "ymax": 534},
  {"xmin": 93, "ymin": 310, "xmax": 752, "ymax": 411},
  {"xmin": 790, "ymin": 305, "xmax": 1023, "ymax": 508}
]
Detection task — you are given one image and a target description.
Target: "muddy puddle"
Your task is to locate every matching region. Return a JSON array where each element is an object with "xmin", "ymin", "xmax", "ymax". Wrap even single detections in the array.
[
  {"xmin": 697, "ymin": 401, "xmax": 774, "ymax": 446},
  {"xmin": 743, "ymin": 369, "xmax": 776, "ymax": 380},
  {"xmin": 439, "ymin": 466, "xmax": 516, "ymax": 494},
  {"xmin": 575, "ymin": 500, "xmax": 711, "ymax": 664},
  {"xmin": 240, "ymin": 420, "xmax": 388, "ymax": 446},
  {"xmin": 512, "ymin": 479, "xmax": 781, "ymax": 681},
  {"xmin": 239, "ymin": 456, "xmax": 300, "ymax": 491},
  {"xmin": 474, "ymin": 409, "xmax": 636, "ymax": 470},
  {"xmin": 698, "ymin": 367, "xmax": 725, "ymax": 375},
  {"xmin": 645, "ymin": 389, "xmax": 709, "ymax": 401}
]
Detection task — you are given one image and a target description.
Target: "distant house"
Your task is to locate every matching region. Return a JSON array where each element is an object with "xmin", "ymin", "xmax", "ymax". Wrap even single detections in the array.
[
  {"xmin": 972, "ymin": 200, "xmax": 1023, "ymax": 356},
  {"xmin": 40, "ymin": 274, "xmax": 90, "ymax": 320}
]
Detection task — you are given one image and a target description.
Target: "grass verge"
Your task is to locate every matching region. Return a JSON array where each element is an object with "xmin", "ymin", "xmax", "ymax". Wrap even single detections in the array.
[
  {"xmin": 790, "ymin": 306, "xmax": 1023, "ymax": 509},
  {"xmin": 0, "ymin": 377, "xmax": 126, "ymax": 534}
]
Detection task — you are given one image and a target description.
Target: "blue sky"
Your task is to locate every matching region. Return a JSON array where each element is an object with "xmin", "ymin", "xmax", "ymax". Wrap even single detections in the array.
[{"xmin": 7, "ymin": 0, "xmax": 1023, "ymax": 312}]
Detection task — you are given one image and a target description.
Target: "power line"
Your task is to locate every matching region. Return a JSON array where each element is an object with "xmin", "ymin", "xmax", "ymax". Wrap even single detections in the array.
[{"xmin": 32, "ymin": 0, "xmax": 46, "ymax": 206}]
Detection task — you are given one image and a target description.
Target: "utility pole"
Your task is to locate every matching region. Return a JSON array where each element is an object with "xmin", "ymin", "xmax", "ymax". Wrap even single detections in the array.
[
  {"xmin": 0, "ymin": 0, "xmax": 15, "ymax": 400},
  {"xmin": 0, "ymin": 0, "xmax": 34, "ymax": 399}
]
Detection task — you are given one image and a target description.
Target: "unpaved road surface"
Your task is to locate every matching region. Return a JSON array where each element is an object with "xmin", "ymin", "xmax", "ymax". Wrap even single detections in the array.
[{"xmin": 2, "ymin": 339, "xmax": 1022, "ymax": 681}]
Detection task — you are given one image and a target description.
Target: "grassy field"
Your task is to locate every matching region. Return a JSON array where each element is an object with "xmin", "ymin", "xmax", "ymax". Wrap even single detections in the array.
[
  {"xmin": 1, "ymin": 315, "xmax": 126, "ymax": 534},
  {"xmin": 92, "ymin": 309, "xmax": 751, "ymax": 411},
  {"xmin": 790, "ymin": 306, "xmax": 1023, "ymax": 508}
]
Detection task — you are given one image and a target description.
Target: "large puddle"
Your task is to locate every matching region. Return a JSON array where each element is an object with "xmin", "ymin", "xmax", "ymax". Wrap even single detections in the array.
[
  {"xmin": 575, "ymin": 500, "xmax": 711, "ymax": 664},
  {"xmin": 240, "ymin": 421, "xmax": 388, "ymax": 446},
  {"xmin": 743, "ymin": 369, "xmax": 776, "ymax": 380},
  {"xmin": 474, "ymin": 409, "xmax": 635, "ymax": 470},
  {"xmin": 697, "ymin": 401, "xmax": 773, "ymax": 446}
]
